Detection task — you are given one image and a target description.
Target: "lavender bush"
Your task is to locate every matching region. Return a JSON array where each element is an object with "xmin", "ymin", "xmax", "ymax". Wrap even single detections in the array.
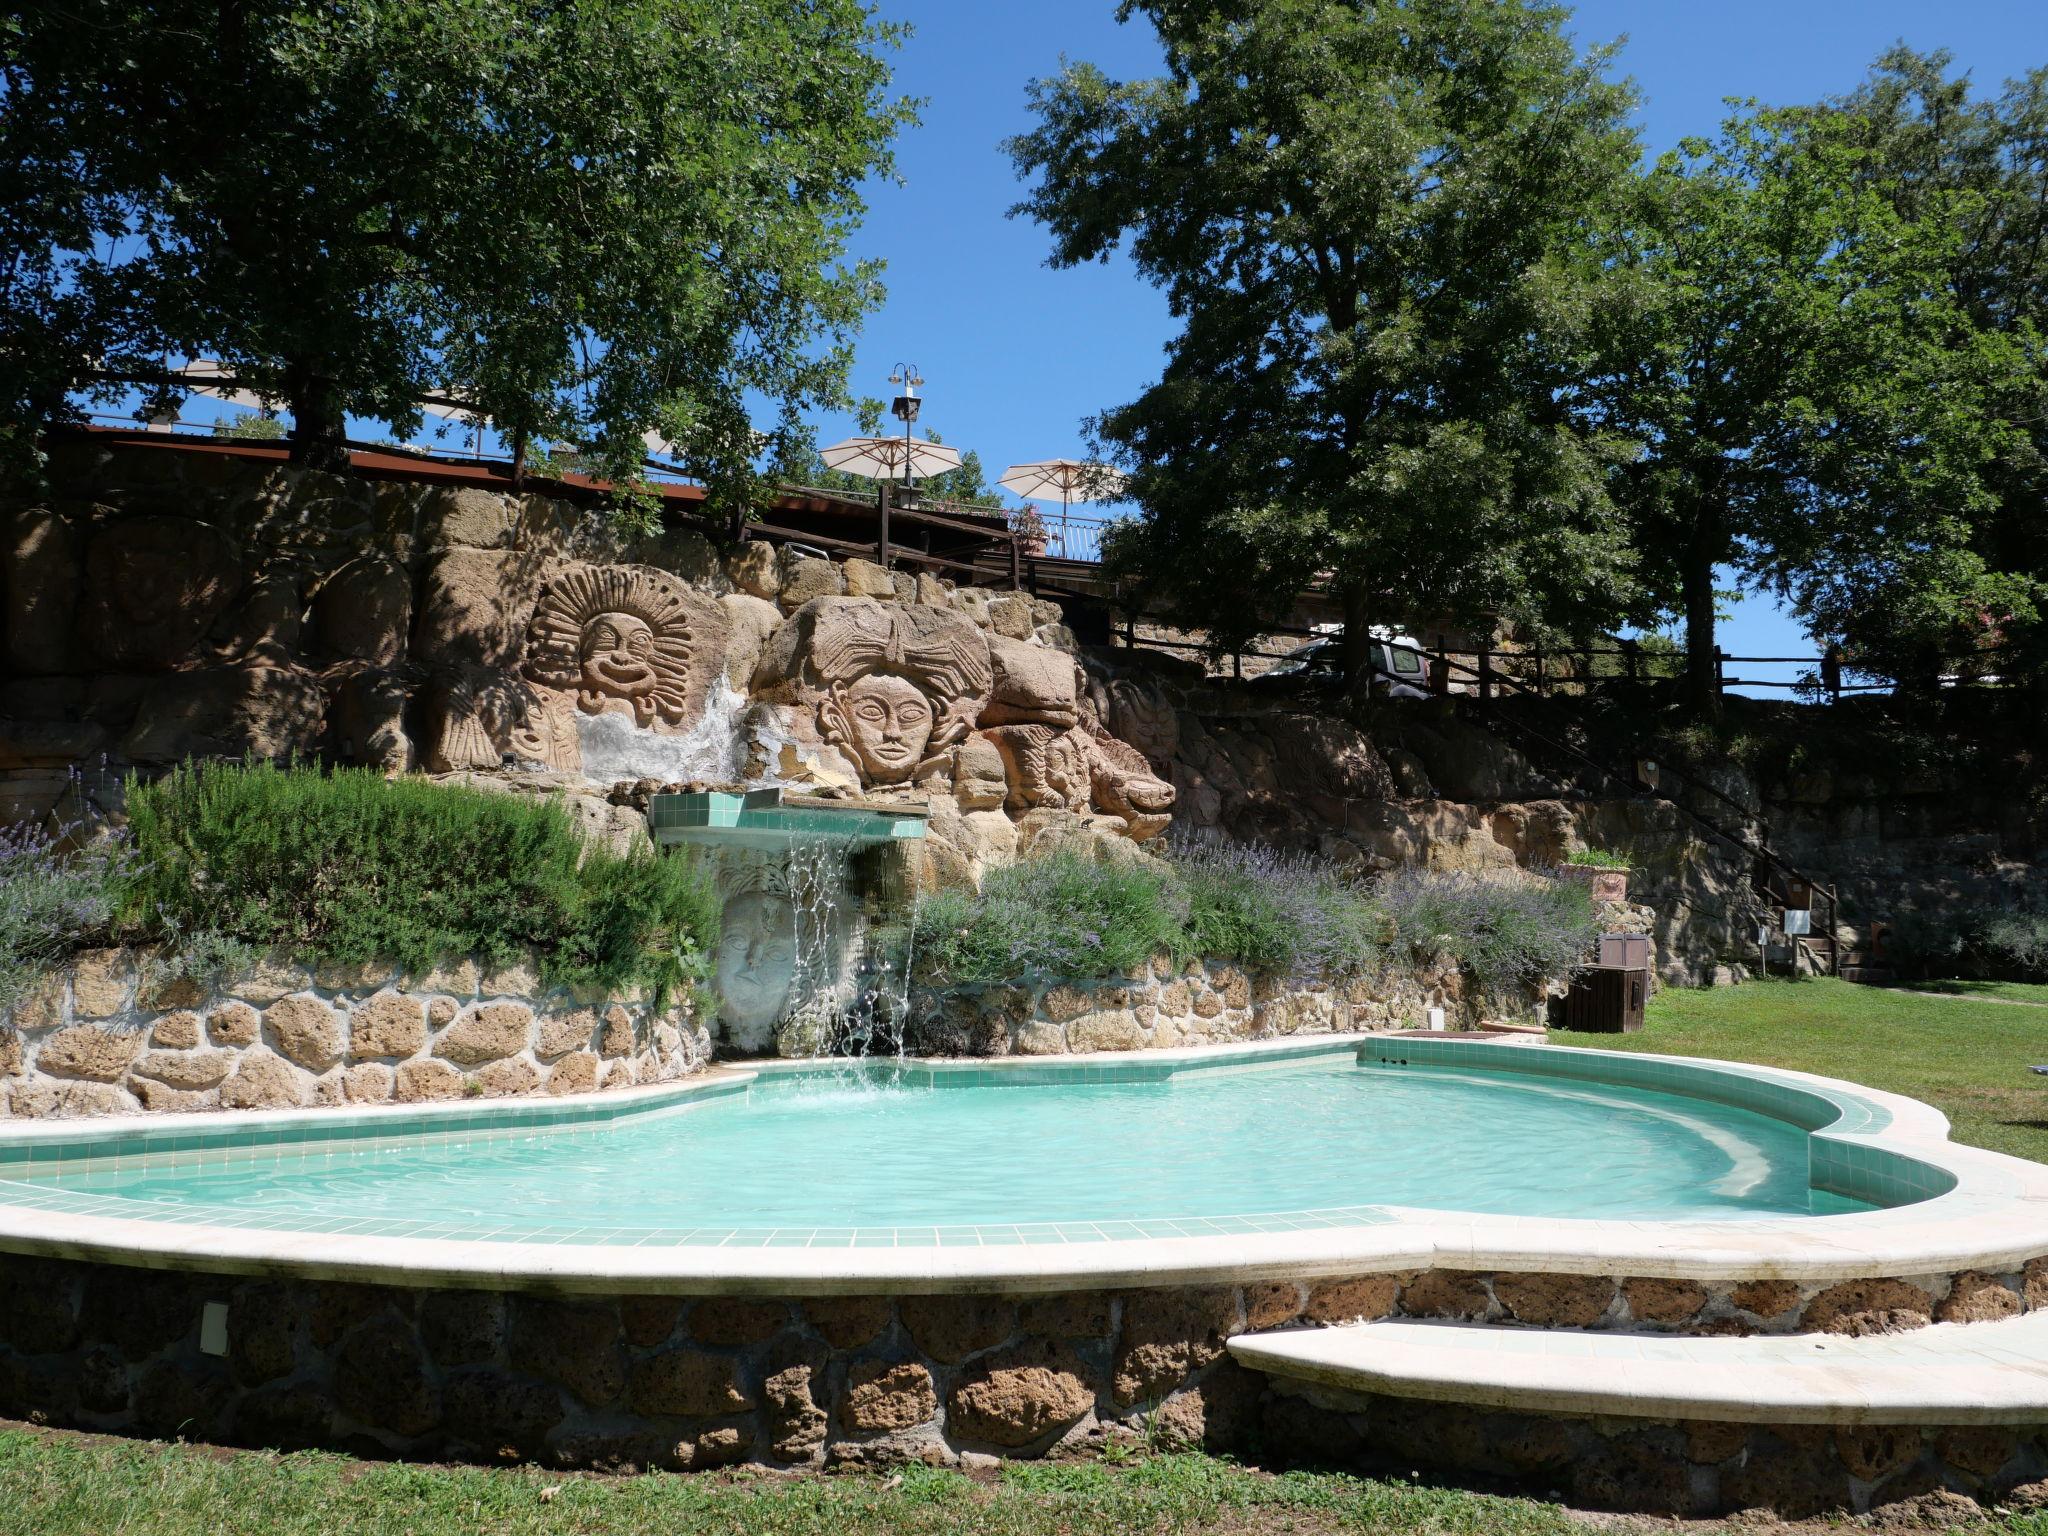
[
  {"xmin": 0, "ymin": 821, "xmax": 134, "ymax": 1018},
  {"xmin": 1170, "ymin": 835, "xmax": 1387, "ymax": 984},
  {"xmin": 1379, "ymin": 867, "xmax": 1599, "ymax": 994}
]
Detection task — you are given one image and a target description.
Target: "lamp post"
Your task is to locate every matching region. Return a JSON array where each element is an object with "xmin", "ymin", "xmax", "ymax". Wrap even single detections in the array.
[{"xmin": 881, "ymin": 365, "xmax": 923, "ymax": 567}]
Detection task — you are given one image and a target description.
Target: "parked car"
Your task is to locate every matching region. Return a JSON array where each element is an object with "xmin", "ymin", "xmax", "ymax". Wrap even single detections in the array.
[{"xmin": 1265, "ymin": 628, "xmax": 1432, "ymax": 697}]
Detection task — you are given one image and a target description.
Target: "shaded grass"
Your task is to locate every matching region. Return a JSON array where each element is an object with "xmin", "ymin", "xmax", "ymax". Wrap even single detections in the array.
[
  {"xmin": 1551, "ymin": 977, "xmax": 2048, "ymax": 1164},
  {"xmin": 0, "ymin": 1429, "xmax": 1592, "ymax": 1536},
  {"xmin": 1899, "ymin": 978, "xmax": 2048, "ymax": 1008}
]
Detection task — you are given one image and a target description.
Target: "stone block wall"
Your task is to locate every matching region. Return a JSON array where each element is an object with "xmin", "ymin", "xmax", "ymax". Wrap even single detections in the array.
[
  {"xmin": 0, "ymin": 947, "xmax": 709, "ymax": 1118},
  {"xmin": 906, "ymin": 956, "xmax": 1529, "ymax": 1058},
  {"xmin": 0, "ymin": 1254, "xmax": 2044, "ymax": 1517}
]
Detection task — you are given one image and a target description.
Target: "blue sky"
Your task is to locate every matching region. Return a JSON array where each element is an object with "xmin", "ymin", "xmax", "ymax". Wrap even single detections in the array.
[{"xmin": 811, "ymin": 0, "xmax": 2048, "ymax": 691}]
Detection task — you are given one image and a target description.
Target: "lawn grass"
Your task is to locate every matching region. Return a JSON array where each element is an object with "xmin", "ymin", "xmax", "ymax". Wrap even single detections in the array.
[
  {"xmin": 1551, "ymin": 976, "xmax": 2048, "ymax": 1164},
  {"xmin": 1900, "ymin": 978, "xmax": 2048, "ymax": 1008},
  {"xmin": 0, "ymin": 1427, "xmax": 1592, "ymax": 1536}
]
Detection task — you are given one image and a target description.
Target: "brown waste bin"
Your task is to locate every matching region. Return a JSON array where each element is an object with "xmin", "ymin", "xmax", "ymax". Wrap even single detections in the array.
[{"xmin": 1550, "ymin": 965, "xmax": 1648, "ymax": 1033}]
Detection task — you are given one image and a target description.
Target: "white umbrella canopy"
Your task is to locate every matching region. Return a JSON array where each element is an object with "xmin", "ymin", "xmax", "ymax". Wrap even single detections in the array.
[
  {"xmin": 996, "ymin": 458, "xmax": 1127, "ymax": 505},
  {"xmin": 819, "ymin": 434, "xmax": 962, "ymax": 482}
]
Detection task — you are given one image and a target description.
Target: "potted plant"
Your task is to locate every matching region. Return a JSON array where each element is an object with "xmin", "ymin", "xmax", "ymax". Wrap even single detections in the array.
[
  {"xmin": 1559, "ymin": 848, "xmax": 1631, "ymax": 904},
  {"xmin": 1009, "ymin": 505, "xmax": 1049, "ymax": 557}
]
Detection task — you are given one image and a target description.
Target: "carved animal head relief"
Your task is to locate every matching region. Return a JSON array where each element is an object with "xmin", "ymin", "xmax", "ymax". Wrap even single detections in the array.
[
  {"xmin": 523, "ymin": 565, "xmax": 727, "ymax": 729},
  {"xmin": 802, "ymin": 601, "xmax": 993, "ymax": 785}
]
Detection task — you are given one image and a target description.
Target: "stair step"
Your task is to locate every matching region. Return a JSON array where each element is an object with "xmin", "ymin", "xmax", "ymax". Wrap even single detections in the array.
[{"xmin": 1226, "ymin": 1313, "xmax": 2048, "ymax": 1425}]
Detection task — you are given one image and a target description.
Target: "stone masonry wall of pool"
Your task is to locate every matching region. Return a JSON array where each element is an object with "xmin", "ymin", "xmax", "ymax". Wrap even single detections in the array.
[
  {"xmin": 0, "ymin": 946, "xmax": 712, "ymax": 1119},
  {"xmin": 0, "ymin": 1037, "xmax": 2045, "ymax": 1516}
]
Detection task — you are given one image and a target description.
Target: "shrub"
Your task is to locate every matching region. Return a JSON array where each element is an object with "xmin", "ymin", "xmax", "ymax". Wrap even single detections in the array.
[
  {"xmin": 909, "ymin": 848, "xmax": 1186, "ymax": 985},
  {"xmin": 1171, "ymin": 837, "xmax": 1386, "ymax": 983},
  {"xmin": 1563, "ymin": 847, "xmax": 1631, "ymax": 870},
  {"xmin": 0, "ymin": 821, "xmax": 133, "ymax": 1018},
  {"xmin": 121, "ymin": 762, "xmax": 718, "ymax": 1000},
  {"xmin": 1981, "ymin": 911, "xmax": 2048, "ymax": 975},
  {"xmin": 1379, "ymin": 868, "xmax": 1599, "ymax": 995}
]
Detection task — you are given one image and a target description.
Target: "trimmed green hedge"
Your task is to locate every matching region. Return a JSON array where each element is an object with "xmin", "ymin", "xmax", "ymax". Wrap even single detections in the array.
[{"xmin": 122, "ymin": 763, "xmax": 718, "ymax": 1004}]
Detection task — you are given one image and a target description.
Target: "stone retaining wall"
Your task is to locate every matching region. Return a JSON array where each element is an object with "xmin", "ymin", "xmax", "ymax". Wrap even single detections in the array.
[
  {"xmin": 906, "ymin": 958, "xmax": 1531, "ymax": 1057},
  {"xmin": 0, "ymin": 948, "xmax": 709, "ymax": 1118},
  {"xmin": 0, "ymin": 1256, "xmax": 2043, "ymax": 1518}
]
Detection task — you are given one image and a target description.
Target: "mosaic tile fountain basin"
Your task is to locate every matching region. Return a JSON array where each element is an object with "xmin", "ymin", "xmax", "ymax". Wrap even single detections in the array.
[
  {"xmin": 0, "ymin": 1036, "xmax": 2037, "ymax": 1297},
  {"xmin": 647, "ymin": 788, "xmax": 928, "ymax": 851}
]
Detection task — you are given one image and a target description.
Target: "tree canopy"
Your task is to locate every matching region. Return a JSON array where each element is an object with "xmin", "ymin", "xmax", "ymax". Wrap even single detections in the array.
[
  {"xmin": 1804, "ymin": 49, "xmax": 2048, "ymax": 692},
  {"xmin": 1008, "ymin": 0, "xmax": 1643, "ymax": 682},
  {"xmin": 1574, "ymin": 100, "xmax": 2032, "ymax": 711},
  {"xmin": 0, "ymin": 0, "xmax": 912, "ymax": 514}
]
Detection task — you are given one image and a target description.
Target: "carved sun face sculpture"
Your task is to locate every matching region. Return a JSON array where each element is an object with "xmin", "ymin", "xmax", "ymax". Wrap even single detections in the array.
[
  {"xmin": 524, "ymin": 566, "xmax": 725, "ymax": 730},
  {"xmin": 714, "ymin": 891, "xmax": 799, "ymax": 1038},
  {"xmin": 824, "ymin": 673, "xmax": 936, "ymax": 784},
  {"xmin": 578, "ymin": 611, "xmax": 659, "ymax": 707}
]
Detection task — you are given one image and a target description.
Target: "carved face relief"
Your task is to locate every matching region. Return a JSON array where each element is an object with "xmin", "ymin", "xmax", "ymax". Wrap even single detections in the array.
[
  {"xmin": 524, "ymin": 565, "xmax": 728, "ymax": 730},
  {"xmin": 822, "ymin": 674, "xmax": 935, "ymax": 784},
  {"xmin": 578, "ymin": 612, "xmax": 659, "ymax": 705},
  {"xmin": 790, "ymin": 599, "xmax": 994, "ymax": 785},
  {"xmin": 715, "ymin": 891, "xmax": 799, "ymax": 1038}
]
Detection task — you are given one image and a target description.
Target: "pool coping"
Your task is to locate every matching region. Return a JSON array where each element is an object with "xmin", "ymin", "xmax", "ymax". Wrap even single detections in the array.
[{"xmin": 0, "ymin": 1033, "xmax": 2043, "ymax": 1295}]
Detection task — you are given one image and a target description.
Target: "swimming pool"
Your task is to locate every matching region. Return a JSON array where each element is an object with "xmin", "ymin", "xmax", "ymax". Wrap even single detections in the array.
[{"xmin": 9, "ymin": 1052, "xmax": 1876, "ymax": 1246}]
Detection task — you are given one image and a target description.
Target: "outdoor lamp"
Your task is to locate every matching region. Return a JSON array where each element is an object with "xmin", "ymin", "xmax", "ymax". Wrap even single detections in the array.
[{"xmin": 890, "ymin": 363, "xmax": 923, "ymax": 426}]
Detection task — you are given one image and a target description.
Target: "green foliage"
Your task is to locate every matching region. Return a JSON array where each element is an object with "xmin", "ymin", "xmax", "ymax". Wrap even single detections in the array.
[
  {"xmin": 1379, "ymin": 870, "xmax": 1601, "ymax": 995},
  {"xmin": 1578, "ymin": 97, "xmax": 2033, "ymax": 709},
  {"xmin": 910, "ymin": 849, "xmax": 1187, "ymax": 985},
  {"xmin": 1982, "ymin": 912, "xmax": 2048, "ymax": 976},
  {"xmin": 1563, "ymin": 847, "xmax": 1631, "ymax": 870},
  {"xmin": 209, "ymin": 414, "xmax": 286, "ymax": 441},
  {"xmin": 0, "ymin": 821, "xmax": 131, "ymax": 1019},
  {"xmin": 0, "ymin": 1427, "xmax": 1591, "ymax": 1536},
  {"xmin": 1172, "ymin": 839, "xmax": 1386, "ymax": 984},
  {"xmin": 3, "ymin": 0, "xmax": 912, "ymax": 502},
  {"xmin": 1007, "ymin": 0, "xmax": 1641, "ymax": 674},
  {"xmin": 1806, "ymin": 50, "xmax": 2048, "ymax": 690},
  {"xmin": 911, "ymin": 843, "xmax": 1590, "ymax": 995},
  {"xmin": 121, "ymin": 763, "xmax": 718, "ymax": 999}
]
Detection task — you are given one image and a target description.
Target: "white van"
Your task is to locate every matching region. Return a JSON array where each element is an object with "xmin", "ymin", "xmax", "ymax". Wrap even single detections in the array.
[{"xmin": 1266, "ymin": 626, "xmax": 1432, "ymax": 697}]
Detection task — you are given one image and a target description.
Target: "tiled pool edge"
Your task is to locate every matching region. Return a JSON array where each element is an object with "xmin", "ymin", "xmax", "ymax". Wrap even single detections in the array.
[
  {"xmin": 1355, "ymin": 1035, "xmax": 1959, "ymax": 1207},
  {"xmin": 0, "ymin": 1033, "xmax": 2040, "ymax": 1294}
]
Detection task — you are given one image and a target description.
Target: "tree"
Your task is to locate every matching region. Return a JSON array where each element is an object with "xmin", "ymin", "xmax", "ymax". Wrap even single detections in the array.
[
  {"xmin": 0, "ymin": 1, "xmax": 911, "ymax": 514},
  {"xmin": 1576, "ymin": 101, "xmax": 2030, "ymax": 712},
  {"xmin": 1803, "ymin": 51, "xmax": 2048, "ymax": 692},
  {"xmin": 1007, "ymin": 0, "xmax": 1642, "ymax": 687}
]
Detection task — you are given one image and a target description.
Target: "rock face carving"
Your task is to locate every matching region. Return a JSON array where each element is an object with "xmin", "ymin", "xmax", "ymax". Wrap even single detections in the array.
[
  {"xmin": 423, "ymin": 674, "xmax": 581, "ymax": 774},
  {"xmin": 768, "ymin": 599, "xmax": 994, "ymax": 786},
  {"xmin": 715, "ymin": 879, "xmax": 800, "ymax": 1048},
  {"xmin": 79, "ymin": 516, "xmax": 241, "ymax": 667},
  {"xmin": 981, "ymin": 723, "xmax": 1177, "ymax": 842},
  {"xmin": 523, "ymin": 564, "xmax": 728, "ymax": 730},
  {"xmin": 1084, "ymin": 725, "xmax": 1177, "ymax": 841}
]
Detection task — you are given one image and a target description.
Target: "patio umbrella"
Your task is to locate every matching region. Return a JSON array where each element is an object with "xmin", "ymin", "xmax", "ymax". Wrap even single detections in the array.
[
  {"xmin": 997, "ymin": 459, "xmax": 1127, "ymax": 552},
  {"xmin": 820, "ymin": 434, "xmax": 962, "ymax": 484}
]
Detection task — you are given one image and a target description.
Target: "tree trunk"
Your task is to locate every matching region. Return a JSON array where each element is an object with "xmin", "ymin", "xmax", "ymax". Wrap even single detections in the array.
[
  {"xmin": 285, "ymin": 361, "xmax": 348, "ymax": 471},
  {"xmin": 1340, "ymin": 585, "xmax": 1375, "ymax": 695},
  {"xmin": 1680, "ymin": 519, "xmax": 1720, "ymax": 720}
]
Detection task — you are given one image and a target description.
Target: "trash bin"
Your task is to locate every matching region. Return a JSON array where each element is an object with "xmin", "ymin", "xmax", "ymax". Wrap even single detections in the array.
[{"xmin": 1550, "ymin": 965, "xmax": 1648, "ymax": 1033}]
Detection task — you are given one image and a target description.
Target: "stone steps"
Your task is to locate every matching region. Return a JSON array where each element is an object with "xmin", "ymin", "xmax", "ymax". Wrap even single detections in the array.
[{"xmin": 1227, "ymin": 1311, "xmax": 2048, "ymax": 1425}]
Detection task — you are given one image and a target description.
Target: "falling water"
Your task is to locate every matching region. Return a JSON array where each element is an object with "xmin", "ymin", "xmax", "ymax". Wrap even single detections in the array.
[{"xmin": 770, "ymin": 836, "xmax": 922, "ymax": 1064}]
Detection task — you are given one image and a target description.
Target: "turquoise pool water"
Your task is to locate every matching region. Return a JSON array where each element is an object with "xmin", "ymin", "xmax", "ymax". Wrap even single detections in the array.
[{"xmin": 2, "ymin": 1056, "xmax": 1872, "ymax": 1245}]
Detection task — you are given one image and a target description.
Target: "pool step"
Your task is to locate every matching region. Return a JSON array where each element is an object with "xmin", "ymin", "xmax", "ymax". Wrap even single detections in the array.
[{"xmin": 1227, "ymin": 1312, "xmax": 2048, "ymax": 1425}]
